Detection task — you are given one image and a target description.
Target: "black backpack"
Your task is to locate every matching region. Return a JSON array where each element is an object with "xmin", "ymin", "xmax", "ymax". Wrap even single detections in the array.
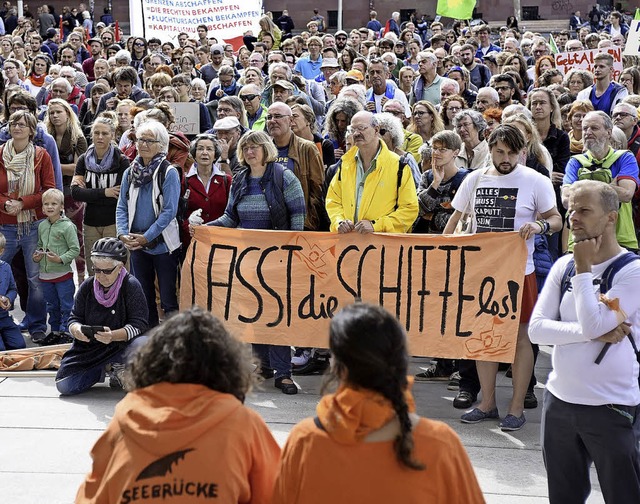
[{"xmin": 560, "ymin": 252, "xmax": 640, "ymax": 388}]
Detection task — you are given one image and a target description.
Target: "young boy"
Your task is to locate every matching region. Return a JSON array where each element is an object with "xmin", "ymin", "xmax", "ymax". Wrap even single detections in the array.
[
  {"xmin": 33, "ymin": 189, "xmax": 80, "ymax": 345},
  {"xmin": 0, "ymin": 232, "xmax": 25, "ymax": 351}
]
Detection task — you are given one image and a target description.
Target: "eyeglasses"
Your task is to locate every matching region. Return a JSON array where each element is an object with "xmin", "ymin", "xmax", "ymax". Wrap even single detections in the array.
[
  {"xmin": 266, "ymin": 114, "xmax": 291, "ymax": 121},
  {"xmin": 134, "ymin": 42, "xmax": 146, "ymax": 47},
  {"xmin": 240, "ymin": 94, "xmax": 259, "ymax": 101},
  {"xmin": 93, "ymin": 265, "xmax": 118, "ymax": 275},
  {"xmin": 4, "ymin": 66, "xmax": 16, "ymax": 70},
  {"xmin": 413, "ymin": 111, "xmax": 429, "ymax": 117},
  {"xmin": 136, "ymin": 138, "xmax": 161, "ymax": 146},
  {"xmin": 9, "ymin": 122, "xmax": 28, "ymax": 129},
  {"xmin": 612, "ymin": 112, "xmax": 635, "ymax": 119},
  {"xmin": 350, "ymin": 124, "xmax": 371, "ymax": 132},
  {"xmin": 494, "ymin": 86, "xmax": 512, "ymax": 92}
]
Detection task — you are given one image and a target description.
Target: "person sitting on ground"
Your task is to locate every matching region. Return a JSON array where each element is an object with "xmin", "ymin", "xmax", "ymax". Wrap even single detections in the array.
[
  {"xmin": 272, "ymin": 302, "xmax": 485, "ymax": 503},
  {"xmin": 55, "ymin": 238, "xmax": 148, "ymax": 396},
  {"xmin": 76, "ymin": 306, "xmax": 281, "ymax": 504}
]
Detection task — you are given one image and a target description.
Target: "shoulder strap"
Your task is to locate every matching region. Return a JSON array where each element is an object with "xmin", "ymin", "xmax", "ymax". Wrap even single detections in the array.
[
  {"xmin": 559, "ymin": 258, "xmax": 577, "ymax": 302},
  {"xmin": 395, "ymin": 155, "xmax": 408, "ymax": 211},
  {"xmin": 313, "ymin": 416, "xmax": 326, "ymax": 431},
  {"xmin": 599, "ymin": 252, "xmax": 640, "ymax": 294}
]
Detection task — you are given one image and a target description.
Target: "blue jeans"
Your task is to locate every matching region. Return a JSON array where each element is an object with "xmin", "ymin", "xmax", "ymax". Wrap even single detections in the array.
[
  {"xmin": 42, "ymin": 278, "xmax": 75, "ymax": 332},
  {"xmin": 253, "ymin": 344, "xmax": 292, "ymax": 379},
  {"xmin": 130, "ymin": 249, "xmax": 179, "ymax": 327},
  {"xmin": 55, "ymin": 335, "xmax": 148, "ymax": 396},
  {"xmin": 0, "ymin": 222, "xmax": 46, "ymax": 333},
  {"xmin": 0, "ymin": 312, "xmax": 25, "ymax": 351}
]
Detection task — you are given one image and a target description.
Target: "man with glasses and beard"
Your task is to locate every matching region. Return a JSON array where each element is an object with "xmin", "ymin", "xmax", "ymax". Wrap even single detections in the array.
[{"xmin": 562, "ymin": 111, "xmax": 639, "ymax": 252}]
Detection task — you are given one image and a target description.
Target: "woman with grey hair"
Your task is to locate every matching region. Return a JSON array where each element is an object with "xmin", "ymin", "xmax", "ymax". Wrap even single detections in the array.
[
  {"xmin": 376, "ymin": 112, "xmax": 420, "ymax": 186},
  {"xmin": 323, "ymin": 98, "xmax": 363, "ymax": 160},
  {"xmin": 453, "ymin": 109, "xmax": 491, "ymax": 171},
  {"xmin": 338, "ymin": 84, "xmax": 367, "ymax": 108},
  {"xmin": 115, "ymin": 120, "xmax": 181, "ymax": 328},
  {"xmin": 563, "ymin": 69, "xmax": 594, "ymax": 99}
]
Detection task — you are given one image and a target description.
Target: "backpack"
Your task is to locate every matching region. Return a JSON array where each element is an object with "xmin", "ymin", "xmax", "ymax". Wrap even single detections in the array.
[{"xmin": 560, "ymin": 252, "xmax": 640, "ymax": 387}]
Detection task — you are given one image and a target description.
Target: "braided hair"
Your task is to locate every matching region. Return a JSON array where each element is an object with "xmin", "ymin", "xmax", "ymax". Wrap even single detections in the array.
[{"xmin": 327, "ymin": 303, "xmax": 425, "ymax": 471}]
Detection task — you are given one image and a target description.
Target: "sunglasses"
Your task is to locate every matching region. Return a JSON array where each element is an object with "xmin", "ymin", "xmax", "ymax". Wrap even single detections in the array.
[
  {"xmin": 240, "ymin": 94, "xmax": 259, "ymax": 101},
  {"xmin": 93, "ymin": 265, "xmax": 118, "ymax": 275}
]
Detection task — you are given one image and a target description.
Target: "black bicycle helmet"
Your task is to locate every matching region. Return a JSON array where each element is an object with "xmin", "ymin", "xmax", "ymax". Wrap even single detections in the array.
[{"xmin": 91, "ymin": 237, "xmax": 128, "ymax": 263}]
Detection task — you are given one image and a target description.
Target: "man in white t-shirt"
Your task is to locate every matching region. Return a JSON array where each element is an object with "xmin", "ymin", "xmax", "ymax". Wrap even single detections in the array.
[
  {"xmin": 444, "ymin": 124, "xmax": 562, "ymax": 431},
  {"xmin": 530, "ymin": 179, "xmax": 640, "ymax": 503}
]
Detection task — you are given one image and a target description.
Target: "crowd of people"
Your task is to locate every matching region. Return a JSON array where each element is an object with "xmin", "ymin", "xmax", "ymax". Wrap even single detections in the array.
[{"xmin": 0, "ymin": 4, "xmax": 638, "ymax": 501}]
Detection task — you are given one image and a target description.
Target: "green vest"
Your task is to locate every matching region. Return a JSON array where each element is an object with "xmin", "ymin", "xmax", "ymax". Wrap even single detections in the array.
[{"xmin": 568, "ymin": 148, "xmax": 638, "ymax": 250}]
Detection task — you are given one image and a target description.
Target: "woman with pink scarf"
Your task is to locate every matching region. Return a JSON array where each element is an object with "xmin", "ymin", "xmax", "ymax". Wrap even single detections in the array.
[{"xmin": 55, "ymin": 238, "xmax": 148, "ymax": 395}]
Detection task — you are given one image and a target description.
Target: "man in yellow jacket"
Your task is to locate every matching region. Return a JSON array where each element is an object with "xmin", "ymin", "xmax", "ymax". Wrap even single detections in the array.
[{"xmin": 326, "ymin": 111, "xmax": 418, "ymax": 234}]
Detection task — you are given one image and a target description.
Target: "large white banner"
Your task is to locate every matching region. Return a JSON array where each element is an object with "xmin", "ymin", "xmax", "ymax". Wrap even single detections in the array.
[{"xmin": 129, "ymin": 0, "xmax": 263, "ymax": 47}]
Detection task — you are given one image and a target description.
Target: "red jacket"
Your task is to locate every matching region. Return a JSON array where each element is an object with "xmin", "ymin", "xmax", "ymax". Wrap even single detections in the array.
[
  {"xmin": 181, "ymin": 169, "xmax": 231, "ymax": 245},
  {"xmin": 0, "ymin": 145, "xmax": 56, "ymax": 225}
]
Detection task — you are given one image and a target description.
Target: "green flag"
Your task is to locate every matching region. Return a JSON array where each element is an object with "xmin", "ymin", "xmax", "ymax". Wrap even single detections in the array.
[
  {"xmin": 436, "ymin": 0, "xmax": 477, "ymax": 20},
  {"xmin": 549, "ymin": 34, "xmax": 559, "ymax": 55},
  {"xmin": 635, "ymin": 7, "xmax": 640, "ymax": 20}
]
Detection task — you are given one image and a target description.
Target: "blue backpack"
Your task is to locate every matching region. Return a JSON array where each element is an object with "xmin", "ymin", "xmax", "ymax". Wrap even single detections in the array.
[{"xmin": 560, "ymin": 252, "xmax": 640, "ymax": 387}]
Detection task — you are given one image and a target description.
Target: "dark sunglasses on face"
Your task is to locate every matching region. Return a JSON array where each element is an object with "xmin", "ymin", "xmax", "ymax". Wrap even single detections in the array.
[
  {"xmin": 240, "ymin": 94, "xmax": 259, "ymax": 101},
  {"xmin": 93, "ymin": 265, "xmax": 118, "ymax": 275}
]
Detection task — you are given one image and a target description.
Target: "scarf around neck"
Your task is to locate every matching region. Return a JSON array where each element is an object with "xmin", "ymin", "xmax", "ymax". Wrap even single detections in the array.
[
  {"xmin": 84, "ymin": 144, "xmax": 115, "ymax": 174},
  {"xmin": 2, "ymin": 140, "xmax": 36, "ymax": 237},
  {"xmin": 569, "ymin": 130, "xmax": 584, "ymax": 154},
  {"xmin": 130, "ymin": 153, "xmax": 165, "ymax": 187},
  {"xmin": 94, "ymin": 267, "xmax": 126, "ymax": 307},
  {"xmin": 316, "ymin": 379, "xmax": 416, "ymax": 444}
]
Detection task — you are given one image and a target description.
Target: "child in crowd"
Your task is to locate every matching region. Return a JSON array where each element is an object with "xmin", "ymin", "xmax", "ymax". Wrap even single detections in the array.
[
  {"xmin": 0, "ymin": 232, "xmax": 25, "ymax": 351},
  {"xmin": 33, "ymin": 189, "xmax": 80, "ymax": 345}
]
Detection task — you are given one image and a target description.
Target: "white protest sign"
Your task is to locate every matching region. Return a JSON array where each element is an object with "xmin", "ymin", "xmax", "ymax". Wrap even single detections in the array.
[
  {"xmin": 555, "ymin": 46, "xmax": 624, "ymax": 81},
  {"xmin": 169, "ymin": 102, "xmax": 200, "ymax": 136},
  {"xmin": 624, "ymin": 20, "xmax": 640, "ymax": 56},
  {"xmin": 129, "ymin": 0, "xmax": 263, "ymax": 47}
]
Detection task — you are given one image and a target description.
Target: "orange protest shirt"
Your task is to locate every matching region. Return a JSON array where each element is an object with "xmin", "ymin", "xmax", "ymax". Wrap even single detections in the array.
[
  {"xmin": 76, "ymin": 382, "xmax": 281, "ymax": 504},
  {"xmin": 272, "ymin": 385, "xmax": 485, "ymax": 504}
]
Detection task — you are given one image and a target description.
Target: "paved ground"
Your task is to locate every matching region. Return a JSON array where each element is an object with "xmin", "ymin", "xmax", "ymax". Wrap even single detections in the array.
[{"xmin": 0, "ymin": 344, "xmax": 606, "ymax": 504}]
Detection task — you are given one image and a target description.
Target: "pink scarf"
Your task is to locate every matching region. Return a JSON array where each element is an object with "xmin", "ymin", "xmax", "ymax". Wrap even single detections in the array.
[{"xmin": 94, "ymin": 268, "xmax": 127, "ymax": 307}]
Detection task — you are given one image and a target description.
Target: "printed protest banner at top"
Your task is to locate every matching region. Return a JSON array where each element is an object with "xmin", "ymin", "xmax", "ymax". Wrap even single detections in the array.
[
  {"xmin": 623, "ymin": 20, "xmax": 640, "ymax": 56},
  {"xmin": 555, "ymin": 46, "xmax": 624, "ymax": 81},
  {"xmin": 129, "ymin": 0, "xmax": 263, "ymax": 48},
  {"xmin": 180, "ymin": 227, "xmax": 528, "ymax": 363}
]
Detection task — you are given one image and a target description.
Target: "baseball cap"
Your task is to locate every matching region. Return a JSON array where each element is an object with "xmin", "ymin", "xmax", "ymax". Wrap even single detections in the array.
[
  {"xmin": 210, "ymin": 44, "xmax": 224, "ymax": 55},
  {"xmin": 345, "ymin": 69, "xmax": 364, "ymax": 82},
  {"xmin": 273, "ymin": 80, "xmax": 295, "ymax": 91},
  {"xmin": 213, "ymin": 117, "xmax": 240, "ymax": 130}
]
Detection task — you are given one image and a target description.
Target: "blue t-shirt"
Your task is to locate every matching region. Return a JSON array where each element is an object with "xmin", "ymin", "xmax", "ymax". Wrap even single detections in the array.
[{"xmin": 275, "ymin": 145, "xmax": 296, "ymax": 172}]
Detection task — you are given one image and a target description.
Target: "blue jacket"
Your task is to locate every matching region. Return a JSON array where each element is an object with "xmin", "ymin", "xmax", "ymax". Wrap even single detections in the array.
[{"xmin": 0, "ymin": 260, "xmax": 17, "ymax": 313}]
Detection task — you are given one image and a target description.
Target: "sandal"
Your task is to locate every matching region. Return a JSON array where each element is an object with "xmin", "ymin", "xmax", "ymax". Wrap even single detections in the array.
[{"xmin": 275, "ymin": 376, "xmax": 298, "ymax": 395}]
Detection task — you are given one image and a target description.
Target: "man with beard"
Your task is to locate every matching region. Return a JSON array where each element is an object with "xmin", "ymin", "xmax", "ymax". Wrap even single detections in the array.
[
  {"xmin": 577, "ymin": 52, "xmax": 628, "ymax": 116},
  {"xmin": 459, "ymin": 44, "xmax": 491, "ymax": 90},
  {"xmin": 562, "ymin": 111, "xmax": 639, "ymax": 251},
  {"xmin": 445, "ymin": 125, "xmax": 561, "ymax": 431},
  {"xmin": 491, "ymin": 74, "xmax": 520, "ymax": 110},
  {"xmin": 334, "ymin": 30, "xmax": 348, "ymax": 52}
]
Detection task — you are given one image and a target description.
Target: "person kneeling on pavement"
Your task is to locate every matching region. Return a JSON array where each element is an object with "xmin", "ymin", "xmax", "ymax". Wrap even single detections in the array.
[{"xmin": 55, "ymin": 238, "xmax": 148, "ymax": 395}]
